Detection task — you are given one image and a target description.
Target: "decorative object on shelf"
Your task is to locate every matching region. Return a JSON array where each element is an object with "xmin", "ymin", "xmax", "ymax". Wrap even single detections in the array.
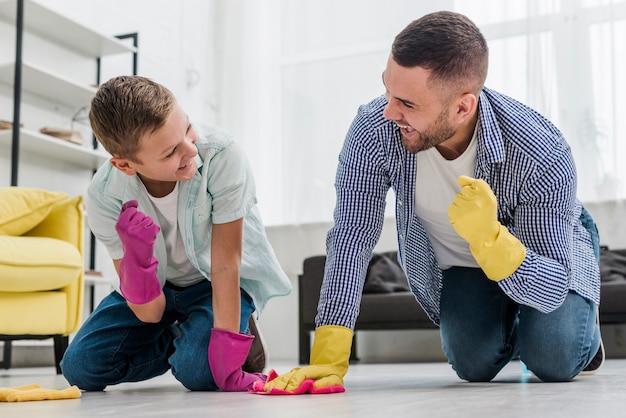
[
  {"xmin": 39, "ymin": 127, "xmax": 84, "ymax": 145},
  {"xmin": 0, "ymin": 120, "xmax": 23, "ymax": 130}
]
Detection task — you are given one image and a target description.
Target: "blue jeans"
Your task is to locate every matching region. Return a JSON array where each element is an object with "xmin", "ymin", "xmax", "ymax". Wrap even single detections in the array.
[
  {"xmin": 439, "ymin": 207, "xmax": 601, "ymax": 382},
  {"xmin": 60, "ymin": 280, "xmax": 255, "ymax": 391}
]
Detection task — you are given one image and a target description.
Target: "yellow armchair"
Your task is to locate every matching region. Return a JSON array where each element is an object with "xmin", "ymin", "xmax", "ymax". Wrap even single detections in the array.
[{"xmin": 0, "ymin": 187, "xmax": 84, "ymax": 374}]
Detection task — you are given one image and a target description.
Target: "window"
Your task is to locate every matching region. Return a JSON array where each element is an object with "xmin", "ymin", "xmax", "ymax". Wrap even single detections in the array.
[{"xmin": 214, "ymin": 0, "xmax": 626, "ymax": 225}]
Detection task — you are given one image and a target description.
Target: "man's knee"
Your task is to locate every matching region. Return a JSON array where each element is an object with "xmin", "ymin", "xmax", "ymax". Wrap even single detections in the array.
[{"xmin": 449, "ymin": 355, "xmax": 504, "ymax": 382}]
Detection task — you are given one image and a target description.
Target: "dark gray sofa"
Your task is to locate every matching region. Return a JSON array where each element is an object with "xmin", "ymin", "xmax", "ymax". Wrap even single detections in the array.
[{"xmin": 298, "ymin": 248, "xmax": 626, "ymax": 364}]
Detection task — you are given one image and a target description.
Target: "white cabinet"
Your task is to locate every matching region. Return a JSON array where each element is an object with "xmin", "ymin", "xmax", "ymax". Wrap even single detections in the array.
[{"xmin": 0, "ymin": 0, "xmax": 136, "ymax": 175}]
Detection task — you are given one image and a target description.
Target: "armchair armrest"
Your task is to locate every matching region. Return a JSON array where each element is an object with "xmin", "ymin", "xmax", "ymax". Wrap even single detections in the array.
[{"xmin": 24, "ymin": 196, "xmax": 84, "ymax": 252}]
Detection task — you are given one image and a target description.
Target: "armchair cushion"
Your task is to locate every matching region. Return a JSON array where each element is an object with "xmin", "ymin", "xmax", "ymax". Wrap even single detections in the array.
[
  {"xmin": 0, "ymin": 236, "xmax": 83, "ymax": 292},
  {"xmin": 0, "ymin": 187, "xmax": 68, "ymax": 236}
]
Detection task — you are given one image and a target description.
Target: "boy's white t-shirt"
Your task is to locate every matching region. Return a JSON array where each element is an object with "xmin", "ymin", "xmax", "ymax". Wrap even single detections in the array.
[
  {"xmin": 414, "ymin": 132, "xmax": 480, "ymax": 270},
  {"xmin": 147, "ymin": 181, "xmax": 204, "ymax": 287}
]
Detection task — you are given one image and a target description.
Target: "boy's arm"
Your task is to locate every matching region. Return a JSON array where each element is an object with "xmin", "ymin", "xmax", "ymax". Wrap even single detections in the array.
[
  {"xmin": 113, "ymin": 258, "xmax": 166, "ymax": 322},
  {"xmin": 208, "ymin": 218, "xmax": 266, "ymax": 391},
  {"xmin": 210, "ymin": 218, "xmax": 243, "ymax": 331}
]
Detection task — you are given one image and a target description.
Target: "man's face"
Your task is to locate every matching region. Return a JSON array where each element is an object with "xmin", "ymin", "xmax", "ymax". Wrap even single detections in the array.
[{"xmin": 382, "ymin": 55, "xmax": 457, "ymax": 154}]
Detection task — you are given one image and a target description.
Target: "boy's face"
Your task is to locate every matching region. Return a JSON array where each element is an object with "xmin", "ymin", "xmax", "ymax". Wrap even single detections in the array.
[{"xmin": 110, "ymin": 105, "xmax": 198, "ymax": 196}]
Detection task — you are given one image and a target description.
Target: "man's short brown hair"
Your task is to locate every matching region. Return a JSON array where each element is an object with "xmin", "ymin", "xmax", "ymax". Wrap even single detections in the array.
[{"xmin": 392, "ymin": 11, "xmax": 489, "ymax": 99}]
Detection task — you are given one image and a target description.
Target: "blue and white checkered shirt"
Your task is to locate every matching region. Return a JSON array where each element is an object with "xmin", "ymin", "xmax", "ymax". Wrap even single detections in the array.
[{"xmin": 317, "ymin": 87, "xmax": 601, "ymax": 329}]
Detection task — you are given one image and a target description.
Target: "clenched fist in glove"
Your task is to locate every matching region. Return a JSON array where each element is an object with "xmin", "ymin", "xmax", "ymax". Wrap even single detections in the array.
[
  {"xmin": 115, "ymin": 200, "xmax": 162, "ymax": 304},
  {"xmin": 448, "ymin": 175, "xmax": 526, "ymax": 281}
]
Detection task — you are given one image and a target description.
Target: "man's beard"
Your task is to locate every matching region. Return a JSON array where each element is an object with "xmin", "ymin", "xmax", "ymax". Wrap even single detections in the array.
[{"xmin": 402, "ymin": 109, "xmax": 456, "ymax": 154}]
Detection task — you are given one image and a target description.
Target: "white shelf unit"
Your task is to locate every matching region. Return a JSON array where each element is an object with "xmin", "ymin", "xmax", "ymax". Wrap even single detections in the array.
[
  {"xmin": 0, "ymin": 0, "xmax": 136, "ymax": 174},
  {"xmin": 0, "ymin": 128, "xmax": 110, "ymax": 169},
  {"xmin": 0, "ymin": 61, "xmax": 97, "ymax": 107},
  {"xmin": 0, "ymin": 0, "xmax": 134, "ymax": 57}
]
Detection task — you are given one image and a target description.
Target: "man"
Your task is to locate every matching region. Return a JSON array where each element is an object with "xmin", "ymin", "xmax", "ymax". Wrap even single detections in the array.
[{"xmin": 260, "ymin": 11, "xmax": 602, "ymax": 394}]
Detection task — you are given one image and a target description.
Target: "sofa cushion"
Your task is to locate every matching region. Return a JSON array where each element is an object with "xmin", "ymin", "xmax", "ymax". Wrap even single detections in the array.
[
  {"xmin": 0, "ymin": 236, "xmax": 82, "ymax": 292},
  {"xmin": 0, "ymin": 187, "xmax": 68, "ymax": 236},
  {"xmin": 363, "ymin": 251, "xmax": 410, "ymax": 293}
]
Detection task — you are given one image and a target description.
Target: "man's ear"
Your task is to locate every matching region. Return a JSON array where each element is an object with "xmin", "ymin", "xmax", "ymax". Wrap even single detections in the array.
[
  {"xmin": 109, "ymin": 157, "xmax": 137, "ymax": 176},
  {"xmin": 453, "ymin": 93, "xmax": 478, "ymax": 124}
]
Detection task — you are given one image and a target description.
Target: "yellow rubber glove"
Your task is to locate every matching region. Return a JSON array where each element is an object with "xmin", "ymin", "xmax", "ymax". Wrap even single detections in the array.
[
  {"xmin": 0, "ymin": 384, "xmax": 81, "ymax": 402},
  {"xmin": 448, "ymin": 175, "xmax": 526, "ymax": 281},
  {"xmin": 263, "ymin": 325, "xmax": 353, "ymax": 392}
]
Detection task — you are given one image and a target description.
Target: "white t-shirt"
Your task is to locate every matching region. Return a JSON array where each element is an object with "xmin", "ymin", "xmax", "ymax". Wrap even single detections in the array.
[
  {"xmin": 147, "ymin": 182, "xmax": 204, "ymax": 287},
  {"xmin": 414, "ymin": 132, "xmax": 480, "ymax": 270}
]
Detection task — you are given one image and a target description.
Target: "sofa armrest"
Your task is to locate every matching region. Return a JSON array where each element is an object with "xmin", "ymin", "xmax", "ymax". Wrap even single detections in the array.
[
  {"xmin": 24, "ymin": 196, "xmax": 84, "ymax": 253},
  {"xmin": 299, "ymin": 255, "xmax": 327, "ymax": 328}
]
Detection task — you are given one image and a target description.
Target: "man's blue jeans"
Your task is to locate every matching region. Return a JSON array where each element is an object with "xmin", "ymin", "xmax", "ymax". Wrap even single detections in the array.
[
  {"xmin": 60, "ymin": 280, "xmax": 255, "ymax": 391},
  {"xmin": 439, "ymin": 208, "xmax": 601, "ymax": 382}
]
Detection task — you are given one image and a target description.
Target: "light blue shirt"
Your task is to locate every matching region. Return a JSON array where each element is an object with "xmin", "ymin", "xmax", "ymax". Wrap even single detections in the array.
[
  {"xmin": 87, "ymin": 124, "xmax": 291, "ymax": 313},
  {"xmin": 318, "ymin": 88, "xmax": 601, "ymax": 329}
]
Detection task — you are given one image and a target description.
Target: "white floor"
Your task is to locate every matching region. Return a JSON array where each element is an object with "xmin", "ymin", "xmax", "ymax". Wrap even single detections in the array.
[{"xmin": 2, "ymin": 359, "xmax": 625, "ymax": 418}]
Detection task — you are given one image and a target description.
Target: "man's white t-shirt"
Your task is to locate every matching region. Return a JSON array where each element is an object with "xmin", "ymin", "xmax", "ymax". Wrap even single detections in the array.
[{"xmin": 414, "ymin": 132, "xmax": 480, "ymax": 270}]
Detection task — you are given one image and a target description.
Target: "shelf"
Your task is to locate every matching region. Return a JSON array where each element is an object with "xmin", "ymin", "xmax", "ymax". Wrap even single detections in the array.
[
  {"xmin": 0, "ymin": 61, "xmax": 97, "ymax": 108},
  {"xmin": 0, "ymin": 0, "xmax": 136, "ymax": 58},
  {"xmin": 0, "ymin": 128, "xmax": 109, "ymax": 169}
]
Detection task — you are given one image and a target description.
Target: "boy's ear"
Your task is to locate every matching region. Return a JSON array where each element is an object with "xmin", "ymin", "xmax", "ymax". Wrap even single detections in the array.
[{"xmin": 109, "ymin": 157, "xmax": 137, "ymax": 176}]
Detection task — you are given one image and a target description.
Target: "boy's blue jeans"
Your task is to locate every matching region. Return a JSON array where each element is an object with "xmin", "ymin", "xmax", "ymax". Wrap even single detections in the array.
[
  {"xmin": 60, "ymin": 280, "xmax": 255, "ymax": 391},
  {"xmin": 439, "ymin": 208, "xmax": 601, "ymax": 382}
]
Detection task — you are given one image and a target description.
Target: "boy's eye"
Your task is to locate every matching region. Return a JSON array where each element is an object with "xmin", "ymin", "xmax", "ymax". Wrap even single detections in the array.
[{"xmin": 166, "ymin": 147, "xmax": 177, "ymax": 158}]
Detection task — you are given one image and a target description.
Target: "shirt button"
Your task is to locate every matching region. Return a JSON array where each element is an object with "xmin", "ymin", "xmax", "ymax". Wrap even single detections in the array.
[{"xmin": 398, "ymin": 200, "xmax": 403, "ymax": 206}]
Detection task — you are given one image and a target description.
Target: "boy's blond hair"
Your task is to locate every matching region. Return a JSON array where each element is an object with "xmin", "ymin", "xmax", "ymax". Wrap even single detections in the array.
[{"xmin": 89, "ymin": 75, "xmax": 176, "ymax": 163}]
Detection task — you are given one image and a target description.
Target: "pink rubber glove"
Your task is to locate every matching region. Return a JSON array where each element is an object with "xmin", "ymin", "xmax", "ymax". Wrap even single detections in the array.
[
  {"xmin": 114, "ymin": 200, "xmax": 162, "ymax": 304},
  {"xmin": 251, "ymin": 370, "xmax": 345, "ymax": 395},
  {"xmin": 208, "ymin": 328, "xmax": 267, "ymax": 391}
]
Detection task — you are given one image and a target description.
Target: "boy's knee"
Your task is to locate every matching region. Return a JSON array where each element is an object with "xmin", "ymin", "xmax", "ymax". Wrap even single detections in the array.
[
  {"xmin": 171, "ymin": 366, "xmax": 218, "ymax": 391},
  {"xmin": 169, "ymin": 351, "xmax": 218, "ymax": 391},
  {"xmin": 60, "ymin": 349, "xmax": 107, "ymax": 391}
]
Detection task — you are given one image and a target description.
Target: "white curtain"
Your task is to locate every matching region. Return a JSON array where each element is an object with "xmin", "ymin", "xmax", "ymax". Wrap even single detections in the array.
[{"xmin": 213, "ymin": 0, "xmax": 626, "ymax": 227}]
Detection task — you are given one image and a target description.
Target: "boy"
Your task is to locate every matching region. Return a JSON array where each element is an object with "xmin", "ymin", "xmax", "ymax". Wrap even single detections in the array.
[{"xmin": 61, "ymin": 75, "xmax": 291, "ymax": 392}]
